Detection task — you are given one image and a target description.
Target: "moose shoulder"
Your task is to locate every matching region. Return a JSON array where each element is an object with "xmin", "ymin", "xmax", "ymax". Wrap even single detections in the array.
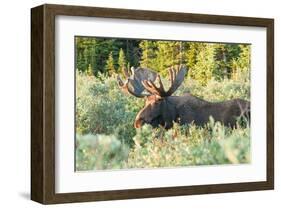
[{"xmin": 117, "ymin": 66, "xmax": 250, "ymax": 129}]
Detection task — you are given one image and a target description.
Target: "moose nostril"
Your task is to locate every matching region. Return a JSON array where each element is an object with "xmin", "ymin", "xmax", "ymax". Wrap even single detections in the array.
[{"xmin": 134, "ymin": 119, "xmax": 143, "ymax": 128}]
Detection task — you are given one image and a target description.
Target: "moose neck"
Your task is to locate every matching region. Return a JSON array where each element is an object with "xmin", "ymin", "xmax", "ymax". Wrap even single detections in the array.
[
  {"xmin": 163, "ymin": 94, "xmax": 212, "ymax": 127},
  {"xmin": 159, "ymin": 97, "xmax": 178, "ymax": 129}
]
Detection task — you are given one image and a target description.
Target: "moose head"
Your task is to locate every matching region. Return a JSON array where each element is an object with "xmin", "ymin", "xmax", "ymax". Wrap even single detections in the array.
[{"xmin": 117, "ymin": 66, "xmax": 187, "ymax": 129}]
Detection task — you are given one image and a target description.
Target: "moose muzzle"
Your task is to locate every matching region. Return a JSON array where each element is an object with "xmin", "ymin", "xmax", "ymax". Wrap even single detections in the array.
[{"xmin": 134, "ymin": 118, "xmax": 143, "ymax": 128}]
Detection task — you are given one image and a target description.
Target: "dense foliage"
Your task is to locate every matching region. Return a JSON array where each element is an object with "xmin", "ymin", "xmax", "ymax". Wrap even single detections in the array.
[
  {"xmin": 128, "ymin": 122, "xmax": 250, "ymax": 168},
  {"xmin": 75, "ymin": 38, "xmax": 251, "ymax": 171},
  {"xmin": 76, "ymin": 37, "xmax": 250, "ymax": 85},
  {"xmin": 75, "ymin": 70, "xmax": 250, "ymax": 171},
  {"xmin": 76, "ymin": 37, "xmax": 140, "ymax": 76}
]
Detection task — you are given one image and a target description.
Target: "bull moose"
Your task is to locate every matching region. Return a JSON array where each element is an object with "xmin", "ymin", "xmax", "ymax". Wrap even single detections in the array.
[{"xmin": 117, "ymin": 66, "xmax": 250, "ymax": 129}]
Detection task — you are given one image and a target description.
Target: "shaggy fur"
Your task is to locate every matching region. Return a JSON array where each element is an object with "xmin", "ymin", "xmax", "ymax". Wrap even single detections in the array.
[{"xmin": 134, "ymin": 93, "xmax": 250, "ymax": 129}]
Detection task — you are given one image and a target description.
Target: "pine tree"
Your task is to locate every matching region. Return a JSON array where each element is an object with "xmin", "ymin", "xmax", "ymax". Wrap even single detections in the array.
[
  {"xmin": 105, "ymin": 52, "xmax": 116, "ymax": 76},
  {"xmin": 230, "ymin": 44, "xmax": 250, "ymax": 80},
  {"xmin": 191, "ymin": 43, "xmax": 216, "ymax": 85},
  {"xmin": 85, "ymin": 64, "xmax": 93, "ymax": 76},
  {"xmin": 186, "ymin": 42, "xmax": 200, "ymax": 71},
  {"xmin": 139, "ymin": 40, "xmax": 157, "ymax": 69},
  {"xmin": 214, "ymin": 43, "xmax": 242, "ymax": 79},
  {"xmin": 118, "ymin": 48, "xmax": 126, "ymax": 73},
  {"xmin": 155, "ymin": 41, "xmax": 168, "ymax": 73},
  {"xmin": 236, "ymin": 44, "xmax": 250, "ymax": 71},
  {"xmin": 154, "ymin": 41, "xmax": 181, "ymax": 75},
  {"xmin": 175, "ymin": 41, "xmax": 188, "ymax": 66}
]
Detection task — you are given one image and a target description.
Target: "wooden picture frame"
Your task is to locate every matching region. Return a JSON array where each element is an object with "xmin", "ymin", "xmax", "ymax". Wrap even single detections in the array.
[{"xmin": 31, "ymin": 4, "xmax": 274, "ymax": 204}]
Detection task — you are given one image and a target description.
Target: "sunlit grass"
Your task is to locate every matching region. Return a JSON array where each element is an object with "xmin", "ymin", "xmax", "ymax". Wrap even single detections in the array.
[{"xmin": 75, "ymin": 72, "xmax": 250, "ymax": 171}]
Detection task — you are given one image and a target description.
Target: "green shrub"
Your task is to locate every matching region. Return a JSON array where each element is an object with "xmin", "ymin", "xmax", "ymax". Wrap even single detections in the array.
[
  {"xmin": 76, "ymin": 134, "xmax": 129, "ymax": 171},
  {"xmin": 127, "ymin": 120, "xmax": 250, "ymax": 168},
  {"xmin": 177, "ymin": 70, "xmax": 250, "ymax": 102},
  {"xmin": 76, "ymin": 72, "xmax": 143, "ymax": 146},
  {"xmin": 75, "ymin": 70, "xmax": 250, "ymax": 171}
]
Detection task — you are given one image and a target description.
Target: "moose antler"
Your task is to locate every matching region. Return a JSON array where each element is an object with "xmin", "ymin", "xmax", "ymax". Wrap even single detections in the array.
[
  {"xmin": 142, "ymin": 65, "xmax": 187, "ymax": 97},
  {"xmin": 117, "ymin": 67, "xmax": 157, "ymax": 98}
]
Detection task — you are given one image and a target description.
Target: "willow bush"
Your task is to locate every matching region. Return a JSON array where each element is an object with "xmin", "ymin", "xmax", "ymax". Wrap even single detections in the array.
[{"xmin": 75, "ymin": 71, "xmax": 250, "ymax": 171}]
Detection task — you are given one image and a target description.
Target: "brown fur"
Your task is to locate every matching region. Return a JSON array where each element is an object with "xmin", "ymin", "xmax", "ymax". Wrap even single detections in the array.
[
  {"xmin": 117, "ymin": 66, "xmax": 250, "ymax": 129},
  {"xmin": 134, "ymin": 93, "xmax": 250, "ymax": 129}
]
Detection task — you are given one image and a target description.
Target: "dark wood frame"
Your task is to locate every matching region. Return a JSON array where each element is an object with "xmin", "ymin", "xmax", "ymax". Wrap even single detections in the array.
[{"xmin": 31, "ymin": 4, "xmax": 274, "ymax": 204}]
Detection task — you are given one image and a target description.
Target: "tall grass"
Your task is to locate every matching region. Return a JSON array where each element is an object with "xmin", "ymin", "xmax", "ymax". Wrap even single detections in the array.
[{"xmin": 75, "ymin": 71, "xmax": 250, "ymax": 171}]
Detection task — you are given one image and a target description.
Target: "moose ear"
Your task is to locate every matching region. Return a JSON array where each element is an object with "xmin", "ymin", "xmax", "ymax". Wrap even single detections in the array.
[{"xmin": 161, "ymin": 100, "xmax": 176, "ymax": 129}]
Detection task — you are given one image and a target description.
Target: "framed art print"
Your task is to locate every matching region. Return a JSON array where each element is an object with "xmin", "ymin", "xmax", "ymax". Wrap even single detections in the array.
[{"xmin": 31, "ymin": 4, "xmax": 274, "ymax": 204}]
